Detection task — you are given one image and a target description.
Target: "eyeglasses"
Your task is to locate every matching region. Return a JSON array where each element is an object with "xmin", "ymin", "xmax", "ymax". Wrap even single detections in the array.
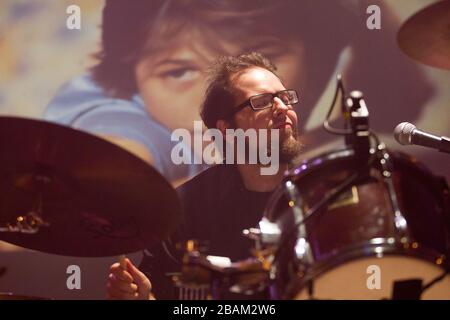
[{"xmin": 226, "ymin": 89, "xmax": 299, "ymax": 118}]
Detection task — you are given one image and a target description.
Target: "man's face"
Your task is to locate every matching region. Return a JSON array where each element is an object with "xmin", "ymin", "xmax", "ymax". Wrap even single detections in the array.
[
  {"xmin": 134, "ymin": 29, "xmax": 305, "ymax": 132},
  {"xmin": 229, "ymin": 67, "xmax": 302, "ymax": 163}
]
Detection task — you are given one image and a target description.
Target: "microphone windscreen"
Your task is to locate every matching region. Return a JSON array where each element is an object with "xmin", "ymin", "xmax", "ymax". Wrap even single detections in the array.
[{"xmin": 394, "ymin": 122, "xmax": 416, "ymax": 145}]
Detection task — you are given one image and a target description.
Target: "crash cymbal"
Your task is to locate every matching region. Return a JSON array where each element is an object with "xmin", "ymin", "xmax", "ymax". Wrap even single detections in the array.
[
  {"xmin": 0, "ymin": 116, "xmax": 182, "ymax": 257},
  {"xmin": 397, "ymin": 0, "xmax": 450, "ymax": 70}
]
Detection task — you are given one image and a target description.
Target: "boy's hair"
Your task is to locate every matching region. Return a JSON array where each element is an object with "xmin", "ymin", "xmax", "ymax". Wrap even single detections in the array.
[
  {"xmin": 200, "ymin": 52, "xmax": 278, "ymax": 129},
  {"xmin": 91, "ymin": 0, "xmax": 356, "ymax": 98}
]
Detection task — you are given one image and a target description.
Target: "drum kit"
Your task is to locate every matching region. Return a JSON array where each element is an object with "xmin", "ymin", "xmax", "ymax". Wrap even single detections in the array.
[
  {"xmin": 169, "ymin": 1, "xmax": 450, "ymax": 300},
  {"xmin": 1, "ymin": 1, "xmax": 450, "ymax": 300}
]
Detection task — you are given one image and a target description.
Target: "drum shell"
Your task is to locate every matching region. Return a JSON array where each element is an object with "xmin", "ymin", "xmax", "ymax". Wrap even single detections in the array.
[{"xmin": 265, "ymin": 149, "xmax": 450, "ymax": 299}]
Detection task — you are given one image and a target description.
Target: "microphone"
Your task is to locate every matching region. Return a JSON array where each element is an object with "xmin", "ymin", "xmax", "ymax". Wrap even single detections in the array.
[{"xmin": 394, "ymin": 122, "xmax": 450, "ymax": 154}]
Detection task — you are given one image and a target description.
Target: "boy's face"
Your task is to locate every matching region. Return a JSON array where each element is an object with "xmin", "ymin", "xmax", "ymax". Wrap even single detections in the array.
[{"xmin": 134, "ymin": 30, "xmax": 306, "ymax": 132}]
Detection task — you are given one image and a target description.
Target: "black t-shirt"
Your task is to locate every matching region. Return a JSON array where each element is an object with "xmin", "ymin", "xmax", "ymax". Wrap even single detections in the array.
[{"xmin": 140, "ymin": 164, "xmax": 272, "ymax": 299}]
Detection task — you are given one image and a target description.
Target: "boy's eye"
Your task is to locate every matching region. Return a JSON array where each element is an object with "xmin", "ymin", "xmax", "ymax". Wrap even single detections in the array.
[{"xmin": 159, "ymin": 67, "xmax": 199, "ymax": 81}]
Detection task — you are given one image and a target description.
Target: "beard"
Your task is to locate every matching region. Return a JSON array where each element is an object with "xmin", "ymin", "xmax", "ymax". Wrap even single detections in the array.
[
  {"xmin": 276, "ymin": 127, "xmax": 304, "ymax": 164},
  {"xmin": 225, "ymin": 118, "xmax": 304, "ymax": 165}
]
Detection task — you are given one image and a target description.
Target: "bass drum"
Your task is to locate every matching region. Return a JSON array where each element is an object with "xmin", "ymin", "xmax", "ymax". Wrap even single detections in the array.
[{"xmin": 265, "ymin": 148, "xmax": 450, "ymax": 300}]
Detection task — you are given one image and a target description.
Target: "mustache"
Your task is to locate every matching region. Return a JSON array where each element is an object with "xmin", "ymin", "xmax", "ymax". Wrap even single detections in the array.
[{"xmin": 270, "ymin": 125, "xmax": 299, "ymax": 138}]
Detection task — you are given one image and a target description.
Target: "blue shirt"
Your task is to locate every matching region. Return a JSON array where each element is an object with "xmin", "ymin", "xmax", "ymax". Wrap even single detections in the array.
[{"xmin": 44, "ymin": 74, "xmax": 207, "ymax": 182}]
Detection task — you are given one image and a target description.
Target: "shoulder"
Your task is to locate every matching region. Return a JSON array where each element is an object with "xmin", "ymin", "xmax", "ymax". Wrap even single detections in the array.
[
  {"xmin": 44, "ymin": 73, "xmax": 147, "ymax": 123},
  {"xmin": 43, "ymin": 73, "xmax": 169, "ymax": 171}
]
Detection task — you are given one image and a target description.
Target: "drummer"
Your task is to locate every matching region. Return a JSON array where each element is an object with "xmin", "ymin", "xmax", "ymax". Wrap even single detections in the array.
[{"xmin": 106, "ymin": 52, "xmax": 303, "ymax": 299}]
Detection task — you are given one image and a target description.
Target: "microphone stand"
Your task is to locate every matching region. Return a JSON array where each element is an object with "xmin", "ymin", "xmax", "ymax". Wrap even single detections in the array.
[{"xmin": 344, "ymin": 90, "xmax": 371, "ymax": 159}]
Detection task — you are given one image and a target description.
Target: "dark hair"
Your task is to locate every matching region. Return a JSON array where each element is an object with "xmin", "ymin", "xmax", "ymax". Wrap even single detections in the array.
[
  {"xmin": 91, "ymin": 0, "xmax": 357, "ymax": 98},
  {"xmin": 200, "ymin": 52, "xmax": 278, "ymax": 129}
]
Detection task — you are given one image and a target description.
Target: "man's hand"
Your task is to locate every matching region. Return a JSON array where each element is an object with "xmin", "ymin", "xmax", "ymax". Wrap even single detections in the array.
[{"xmin": 107, "ymin": 258, "xmax": 155, "ymax": 300}]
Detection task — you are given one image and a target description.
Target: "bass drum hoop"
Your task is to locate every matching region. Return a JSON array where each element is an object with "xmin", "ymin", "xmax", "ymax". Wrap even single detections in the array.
[{"xmin": 283, "ymin": 237, "xmax": 448, "ymax": 300}]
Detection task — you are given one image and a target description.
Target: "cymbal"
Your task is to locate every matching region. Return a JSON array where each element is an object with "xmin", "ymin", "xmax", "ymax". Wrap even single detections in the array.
[
  {"xmin": 397, "ymin": 1, "xmax": 450, "ymax": 70},
  {"xmin": 0, "ymin": 116, "xmax": 182, "ymax": 257},
  {"xmin": 0, "ymin": 292, "xmax": 49, "ymax": 300}
]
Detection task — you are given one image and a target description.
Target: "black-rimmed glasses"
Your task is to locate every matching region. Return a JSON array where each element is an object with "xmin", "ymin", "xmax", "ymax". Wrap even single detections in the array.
[{"xmin": 227, "ymin": 89, "xmax": 299, "ymax": 118}]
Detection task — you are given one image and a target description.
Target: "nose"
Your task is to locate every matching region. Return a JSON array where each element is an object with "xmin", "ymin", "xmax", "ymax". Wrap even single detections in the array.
[{"xmin": 272, "ymin": 97, "xmax": 289, "ymax": 117}]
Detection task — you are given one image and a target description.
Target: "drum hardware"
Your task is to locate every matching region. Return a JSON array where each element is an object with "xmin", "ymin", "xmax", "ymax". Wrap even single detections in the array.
[
  {"xmin": 283, "ymin": 180, "xmax": 314, "ymax": 265},
  {"xmin": 172, "ymin": 239, "xmax": 271, "ymax": 300},
  {"xmin": 244, "ymin": 219, "xmax": 281, "ymax": 246},
  {"xmin": 324, "ymin": 74, "xmax": 372, "ymax": 160},
  {"xmin": 0, "ymin": 212, "xmax": 49, "ymax": 234},
  {"xmin": 323, "ymin": 74, "xmax": 348, "ymax": 136},
  {"xmin": 0, "ymin": 173, "xmax": 50, "ymax": 234},
  {"xmin": 173, "ymin": 281, "xmax": 211, "ymax": 300},
  {"xmin": 242, "ymin": 227, "xmax": 265, "ymax": 253},
  {"xmin": 344, "ymin": 90, "xmax": 371, "ymax": 157},
  {"xmin": 171, "ymin": 240, "xmax": 215, "ymax": 300},
  {"xmin": 376, "ymin": 144, "xmax": 409, "ymax": 240}
]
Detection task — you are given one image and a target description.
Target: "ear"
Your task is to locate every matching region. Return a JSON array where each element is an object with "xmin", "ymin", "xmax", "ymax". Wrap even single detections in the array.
[{"xmin": 216, "ymin": 119, "xmax": 231, "ymax": 136}]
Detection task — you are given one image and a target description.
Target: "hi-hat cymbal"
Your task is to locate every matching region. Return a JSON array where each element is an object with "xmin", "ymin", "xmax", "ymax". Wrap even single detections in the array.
[
  {"xmin": 397, "ymin": 1, "xmax": 450, "ymax": 70},
  {"xmin": 0, "ymin": 116, "xmax": 182, "ymax": 257}
]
